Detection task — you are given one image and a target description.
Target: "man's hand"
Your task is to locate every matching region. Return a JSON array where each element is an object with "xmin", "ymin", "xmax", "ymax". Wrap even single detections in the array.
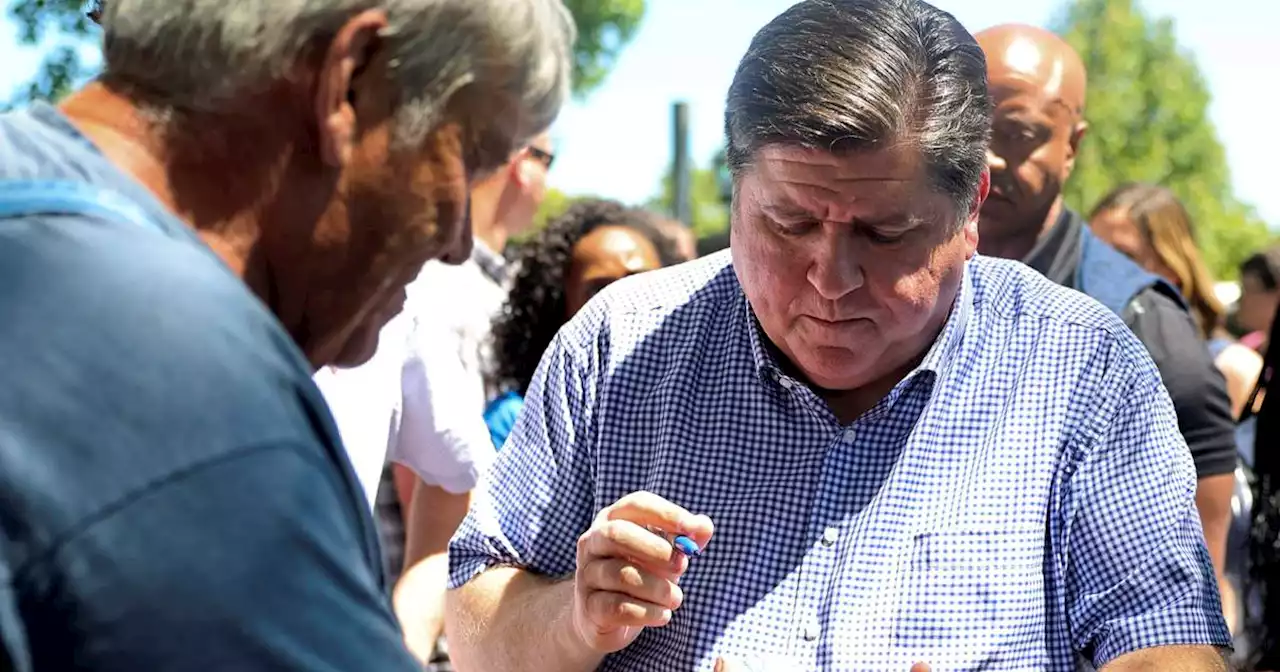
[{"xmin": 572, "ymin": 491, "xmax": 714, "ymax": 654}]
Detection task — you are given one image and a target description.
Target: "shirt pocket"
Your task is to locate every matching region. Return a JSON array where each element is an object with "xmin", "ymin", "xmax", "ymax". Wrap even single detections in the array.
[{"xmin": 893, "ymin": 527, "xmax": 1047, "ymax": 668}]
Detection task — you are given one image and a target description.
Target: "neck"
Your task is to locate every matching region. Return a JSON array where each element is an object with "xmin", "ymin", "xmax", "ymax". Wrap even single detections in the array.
[
  {"xmin": 818, "ymin": 357, "xmax": 923, "ymax": 424},
  {"xmin": 978, "ymin": 197, "xmax": 1064, "ymax": 261},
  {"xmin": 58, "ymin": 82, "xmax": 308, "ymax": 336},
  {"xmin": 470, "ymin": 187, "xmax": 512, "ymax": 254}
]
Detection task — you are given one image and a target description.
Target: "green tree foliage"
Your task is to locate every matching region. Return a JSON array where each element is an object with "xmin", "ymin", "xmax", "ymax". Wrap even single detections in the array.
[
  {"xmin": 4, "ymin": 0, "xmax": 645, "ymax": 106},
  {"xmin": 1053, "ymin": 0, "xmax": 1272, "ymax": 279},
  {"xmin": 562, "ymin": 0, "xmax": 645, "ymax": 98},
  {"xmin": 4, "ymin": 0, "xmax": 99, "ymax": 107}
]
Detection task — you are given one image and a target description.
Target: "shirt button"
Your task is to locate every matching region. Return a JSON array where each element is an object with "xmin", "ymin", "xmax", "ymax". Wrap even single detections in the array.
[
  {"xmin": 821, "ymin": 527, "xmax": 838, "ymax": 546},
  {"xmin": 842, "ymin": 427, "xmax": 857, "ymax": 443},
  {"xmin": 802, "ymin": 619, "xmax": 821, "ymax": 641},
  {"xmin": 779, "ymin": 377, "xmax": 795, "ymax": 390}
]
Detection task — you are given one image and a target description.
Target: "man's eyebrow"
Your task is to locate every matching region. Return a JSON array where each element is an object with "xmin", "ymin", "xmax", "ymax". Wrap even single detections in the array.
[
  {"xmin": 858, "ymin": 213, "xmax": 928, "ymax": 229},
  {"xmin": 760, "ymin": 204, "xmax": 812, "ymax": 220}
]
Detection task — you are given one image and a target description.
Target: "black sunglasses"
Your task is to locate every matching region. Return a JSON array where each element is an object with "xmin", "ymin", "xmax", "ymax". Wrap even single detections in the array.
[{"xmin": 527, "ymin": 146, "xmax": 555, "ymax": 169}]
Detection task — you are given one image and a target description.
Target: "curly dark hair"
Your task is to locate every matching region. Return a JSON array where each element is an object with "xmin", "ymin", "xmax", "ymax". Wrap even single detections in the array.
[{"xmin": 490, "ymin": 198, "xmax": 678, "ymax": 397}]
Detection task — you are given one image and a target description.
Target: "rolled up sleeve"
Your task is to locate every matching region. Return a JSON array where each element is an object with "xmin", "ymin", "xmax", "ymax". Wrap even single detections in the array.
[
  {"xmin": 448, "ymin": 330, "xmax": 599, "ymax": 589},
  {"xmin": 391, "ymin": 316, "xmax": 495, "ymax": 495},
  {"xmin": 1065, "ymin": 357, "xmax": 1232, "ymax": 667}
]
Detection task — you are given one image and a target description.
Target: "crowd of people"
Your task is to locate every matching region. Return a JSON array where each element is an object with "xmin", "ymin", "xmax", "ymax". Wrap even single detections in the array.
[{"xmin": 1, "ymin": 0, "xmax": 1278, "ymax": 671}]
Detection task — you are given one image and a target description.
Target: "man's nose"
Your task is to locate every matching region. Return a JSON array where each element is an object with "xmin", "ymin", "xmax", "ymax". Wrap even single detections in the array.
[{"xmin": 807, "ymin": 234, "xmax": 864, "ymax": 300}]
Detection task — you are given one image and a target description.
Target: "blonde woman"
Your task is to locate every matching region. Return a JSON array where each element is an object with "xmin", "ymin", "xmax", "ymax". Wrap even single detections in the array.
[{"xmin": 1090, "ymin": 183, "xmax": 1264, "ymax": 419}]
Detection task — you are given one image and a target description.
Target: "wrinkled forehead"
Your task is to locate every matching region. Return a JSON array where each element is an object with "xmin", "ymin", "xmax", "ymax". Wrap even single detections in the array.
[{"xmin": 740, "ymin": 144, "xmax": 951, "ymax": 222}]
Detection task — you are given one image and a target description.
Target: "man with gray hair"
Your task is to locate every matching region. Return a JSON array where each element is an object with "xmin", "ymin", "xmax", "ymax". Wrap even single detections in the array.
[
  {"xmin": 444, "ymin": 1, "xmax": 1230, "ymax": 670},
  {"xmin": 0, "ymin": 0, "xmax": 572, "ymax": 669}
]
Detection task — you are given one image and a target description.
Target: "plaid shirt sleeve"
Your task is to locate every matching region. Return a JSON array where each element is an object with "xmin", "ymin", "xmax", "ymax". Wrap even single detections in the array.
[
  {"xmin": 447, "ymin": 328, "xmax": 599, "ymax": 588},
  {"xmin": 1065, "ymin": 343, "xmax": 1232, "ymax": 667}
]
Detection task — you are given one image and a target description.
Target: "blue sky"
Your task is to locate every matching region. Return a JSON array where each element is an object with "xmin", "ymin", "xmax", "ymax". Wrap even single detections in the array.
[{"xmin": 2, "ymin": 0, "xmax": 1275, "ymax": 222}]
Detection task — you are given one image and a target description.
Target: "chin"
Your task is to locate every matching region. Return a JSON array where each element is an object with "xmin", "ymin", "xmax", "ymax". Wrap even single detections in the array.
[
  {"xmin": 328, "ymin": 325, "xmax": 382, "ymax": 369},
  {"xmin": 792, "ymin": 346, "xmax": 878, "ymax": 391}
]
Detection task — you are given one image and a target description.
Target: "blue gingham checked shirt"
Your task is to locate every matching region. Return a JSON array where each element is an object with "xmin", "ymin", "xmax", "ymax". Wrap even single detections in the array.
[{"xmin": 448, "ymin": 251, "xmax": 1230, "ymax": 671}]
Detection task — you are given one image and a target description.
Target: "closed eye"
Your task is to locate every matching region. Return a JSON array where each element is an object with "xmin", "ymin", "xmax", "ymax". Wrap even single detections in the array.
[
  {"xmin": 864, "ymin": 229, "xmax": 908, "ymax": 245},
  {"xmin": 774, "ymin": 219, "xmax": 818, "ymax": 236}
]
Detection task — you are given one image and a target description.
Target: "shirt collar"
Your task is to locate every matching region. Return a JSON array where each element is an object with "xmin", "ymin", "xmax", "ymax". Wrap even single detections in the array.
[
  {"xmin": 741, "ymin": 261, "xmax": 974, "ymax": 394},
  {"xmin": 1022, "ymin": 207, "xmax": 1082, "ymax": 289},
  {"xmin": 471, "ymin": 239, "xmax": 508, "ymax": 286}
]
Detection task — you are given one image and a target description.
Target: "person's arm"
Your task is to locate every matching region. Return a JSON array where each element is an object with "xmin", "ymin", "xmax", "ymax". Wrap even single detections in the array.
[
  {"xmin": 1214, "ymin": 343, "xmax": 1265, "ymax": 420},
  {"xmin": 447, "ymin": 567, "xmax": 601, "ymax": 671},
  {"xmin": 1126, "ymin": 292, "xmax": 1236, "ymax": 584},
  {"xmin": 389, "ymin": 314, "xmax": 497, "ymax": 661},
  {"xmin": 37, "ymin": 443, "xmax": 419, "ymax": 670},
  {"xmin": 1064, "ymin": 337, "xmax": 1232, "ymax": 669},
  {"xmin": 445, "ymin": 329, "xmax": 599, "ymax": 671},
  {"xmin": 393, "ymin": 480, "xmax": 471, "ymax": 662},
  {"xmin": 1100, "ymin": 645, "xmax": 1229, "ymax": 671}
]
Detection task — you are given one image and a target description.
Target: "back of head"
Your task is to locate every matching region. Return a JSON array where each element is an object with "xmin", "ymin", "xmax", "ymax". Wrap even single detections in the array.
[
  {"xmin": 98, "ymin": 0, "xmax": 575, "ymax": 169},
  {"xmin": 1093, "ymin": 182, "xmax": 1223, "ymax": 338},
  {"xmin": 725, "ymin": 0, "xmax": 992, "ymax": 214},
  {"xmin": 1242, "ymin": 246, "xmax": 1280, "ymax": 292}
]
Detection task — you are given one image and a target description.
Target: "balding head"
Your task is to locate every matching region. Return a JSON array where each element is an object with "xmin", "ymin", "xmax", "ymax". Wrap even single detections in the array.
[
  {"xmin": 975, "ymin": 23, "xmax": 1090, "ymax": 254},
  {"xmin": 976, "ymin": 24, "xmax": 1087, "ymax": 115}
]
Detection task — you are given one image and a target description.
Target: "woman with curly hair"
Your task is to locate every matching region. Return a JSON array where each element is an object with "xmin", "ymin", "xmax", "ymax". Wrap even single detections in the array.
[{"xmin": 483, "ymin": 198, "xmax": 678, "ymax": 448}]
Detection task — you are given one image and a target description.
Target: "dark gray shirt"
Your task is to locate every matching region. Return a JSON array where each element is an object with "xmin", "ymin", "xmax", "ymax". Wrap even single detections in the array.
[{"xmin": 0, "ymin": 104, "xmax": 419, "ymax": 671}]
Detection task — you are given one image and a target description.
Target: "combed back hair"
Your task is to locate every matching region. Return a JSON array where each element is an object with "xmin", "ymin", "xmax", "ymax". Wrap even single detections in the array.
[
  {"xmin": 724, "ymin": 0, "xmax": 991, "ymax": 219},
  {"xmin": 98, "ymin": 0, "xmax": 574, "ymax": 166},
  {"xmin": 1091, "ymin": 183, "xmax": 1224, "ymax": 340}
]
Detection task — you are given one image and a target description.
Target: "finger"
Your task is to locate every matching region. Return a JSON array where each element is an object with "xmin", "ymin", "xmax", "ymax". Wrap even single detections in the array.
[
  {"xmin": 602, "ymin": 492, "xmax": 714, "ymax": 545},
  {"xmin": 714, "ymin": 658, "xmax": 738, "ymax": 672},
  {"xmin": 581, "ymin": 558, "xmax": 683, "ymax": 610},
  {"xmin": 584, "ymin": 590, "xmax": 673, "ymax": 630},
  {"xmin": 579, "ymin": 519, "xmax": 683, "ymax": 575},
  {"xmin": 910, "ymin": 664, "xmax": 931, "ymax": 672}
]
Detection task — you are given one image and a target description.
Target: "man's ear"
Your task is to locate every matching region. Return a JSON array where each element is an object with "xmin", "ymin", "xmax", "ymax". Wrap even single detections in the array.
[
  {"xmin": 509, "ymin": 150, "xmax": 532, "ymax": 188},
  {"xmin": 314, "ymin": 9, "xmax": 388, "ymax": 168},
  {"xmin": 963, "ymin": 168, "xmax": 989, "ymax": 259},
  {"xmin": 1064, "ymin": 119, "xmax": 1089, "ymax": 180}
]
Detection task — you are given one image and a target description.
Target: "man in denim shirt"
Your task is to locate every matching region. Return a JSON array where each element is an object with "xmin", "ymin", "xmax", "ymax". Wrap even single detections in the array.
[{"xmin": 0, "ymin": 0, "xmax": 573, "ymax": 669}]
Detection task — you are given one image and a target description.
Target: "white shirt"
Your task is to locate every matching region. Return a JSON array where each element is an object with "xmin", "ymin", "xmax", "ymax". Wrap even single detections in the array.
[{"xmin": 315, "ymin": 243, "xmax": 507, "ymax": 509}]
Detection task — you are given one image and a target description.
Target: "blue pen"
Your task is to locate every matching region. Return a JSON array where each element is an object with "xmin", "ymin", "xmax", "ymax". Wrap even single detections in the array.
[{"xmin": 673, "ymin": 535, "xmax": 702, "ymax": 557}]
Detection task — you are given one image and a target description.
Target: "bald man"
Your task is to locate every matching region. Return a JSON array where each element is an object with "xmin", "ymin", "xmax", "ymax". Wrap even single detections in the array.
[{"xmin": 976, "ymin": 22, "xmax": 1238, "ymax": 645}]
